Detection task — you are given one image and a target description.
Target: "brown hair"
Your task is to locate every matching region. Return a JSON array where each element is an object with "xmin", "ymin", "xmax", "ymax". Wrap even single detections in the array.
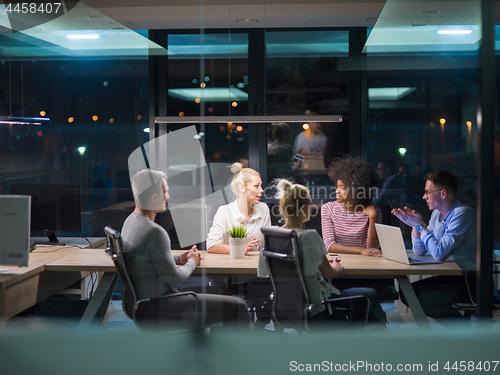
[{"xmin": 425, "ymin": 171, "xmax": 458, "ymax": 195}]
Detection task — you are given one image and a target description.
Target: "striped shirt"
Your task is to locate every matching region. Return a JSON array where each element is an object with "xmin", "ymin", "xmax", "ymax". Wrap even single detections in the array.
[{"xmin": 321, "ymin": 201, "xmax": 382, "ymax": 250}]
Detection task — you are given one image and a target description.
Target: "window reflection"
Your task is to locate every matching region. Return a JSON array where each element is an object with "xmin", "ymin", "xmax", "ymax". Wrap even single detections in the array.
[
  {"xmin": 167, "ymin": 33, "xmax": 249, "ymax": 117},
  {"xmin": 266, "ymin": 30, "xmax": 349, "ymax": 116},
  {"xmin": 266, "ymin": 120, "xmax": 348, "ymax": 185}
]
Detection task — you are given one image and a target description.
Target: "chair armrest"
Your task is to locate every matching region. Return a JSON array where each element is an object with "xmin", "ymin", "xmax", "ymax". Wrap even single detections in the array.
[{"xmin": 262, "ymin": 250, "xmax": 289, "ymax": 259}]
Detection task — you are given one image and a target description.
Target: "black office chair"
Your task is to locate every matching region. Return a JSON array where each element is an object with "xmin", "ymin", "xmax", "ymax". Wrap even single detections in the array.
[
  {"xmin": 104, "ymin": 226, "xmax": 199, "ymax": 331},
  {"xmin": 261, "ymin": 226, "xmax": 370, "ymax": 333},
  {"xmin": 452, "ymin": 273, "xmax": 500, "ymax": 317}
]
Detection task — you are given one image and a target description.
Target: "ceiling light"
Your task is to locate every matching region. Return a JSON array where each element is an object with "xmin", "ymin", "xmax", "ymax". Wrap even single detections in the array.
[
  {"xmin": 0, "ymin": 116, "xmax": 51, "ymax": 125},
  {"xmin": 437, "ymin": 30, "xmax": 472, "ymax": 35},
  {"xmin": 368, "ymin": 87, "xmax": 416, "ymax": 100},
  {"xmin": 168, "ymin": 88, "xmax": 248, "ymax": 102},
  {"xmin": 67, "ymin": 34, "xmax": 100, "ymax": 39}
]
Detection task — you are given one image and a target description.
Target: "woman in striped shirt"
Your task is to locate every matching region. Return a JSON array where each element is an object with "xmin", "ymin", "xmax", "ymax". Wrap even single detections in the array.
[{"xmin": 321, "ymin": 156, "xmax": 383, "ymax": 256}]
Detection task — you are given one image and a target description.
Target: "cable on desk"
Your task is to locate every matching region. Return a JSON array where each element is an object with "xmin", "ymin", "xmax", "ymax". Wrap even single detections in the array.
[
  {"xmin": 31, "ymin": 246, "xmax": 67, "ymax": 253},
  {"xmin": 76, "ymin": 231, "xmax": 93, "ymax": 248},
  {"xmin": 86, "ymin": 271, "xmax": 97, "ymax": 299}
]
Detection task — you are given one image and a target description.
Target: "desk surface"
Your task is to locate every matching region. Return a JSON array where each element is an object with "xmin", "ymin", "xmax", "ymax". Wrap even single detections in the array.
[
  {"xmin": 45, "ymin": 249, "xmax": 462, "ymax": 277},
  {"xmin": 0, "ymin": 238, "xmax": 105, "ymax": 322},
  {"xmin": 0, "ymin": 238, "xmax": 105, "ymax": 279}
]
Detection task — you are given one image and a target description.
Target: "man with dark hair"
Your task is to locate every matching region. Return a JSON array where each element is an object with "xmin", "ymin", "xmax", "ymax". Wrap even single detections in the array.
[{"xmin": 392, "ymin": 171, "xmax": 477, "ymax": 321}]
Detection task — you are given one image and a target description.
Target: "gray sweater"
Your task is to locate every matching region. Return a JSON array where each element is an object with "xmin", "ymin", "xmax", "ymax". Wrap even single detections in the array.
[{"xmin": 121, "ymin": 212, "xmax": 196, "ymax": 300}]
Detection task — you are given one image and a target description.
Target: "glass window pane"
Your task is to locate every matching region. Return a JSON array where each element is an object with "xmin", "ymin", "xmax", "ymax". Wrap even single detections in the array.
[
  {"xmin": 0, "ymin": 30, "xmax": 150, "ymax": 237},
  {"xmin": 266, "ymin": 30, "xmax": 349, "ymax": 116},
  {"xmin": 366, "ymin": 25, "xmax": 480, "ymax": 241},
  {"xmin": 167, "ymin": 33, "xmax": 249, "ymax": 117},
  {"xmin": 266, "ymin": 30, "xmax": 350, "ymax": 186}
]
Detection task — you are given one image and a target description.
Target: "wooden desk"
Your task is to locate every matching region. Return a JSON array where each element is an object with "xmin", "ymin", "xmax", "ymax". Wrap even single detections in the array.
[
  {"xmin": 39, "ymin": 249, "xmax": 463, "ymax": 329},
  {"xmin": 0, "ymin": 238, "xmax": 105, "ymax": 325},
  {"xmin": 336, "ymin": 254, "xmax": 462, "ymax": 329}
]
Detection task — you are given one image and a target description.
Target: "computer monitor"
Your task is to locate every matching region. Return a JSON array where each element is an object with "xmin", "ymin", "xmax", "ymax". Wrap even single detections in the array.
[
  {"xmin": 0, "ymin": 195, "xmax": 31, "ymax": 272},
  {"xmin": 10, "ymin": 184, "xmax": 81, "ymax": 245}
]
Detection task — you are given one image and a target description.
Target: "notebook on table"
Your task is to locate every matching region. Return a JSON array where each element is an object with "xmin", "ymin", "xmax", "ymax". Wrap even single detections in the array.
[{"xmin": 375, "ymin": 223, "xmax": 441, "ymax": 265}]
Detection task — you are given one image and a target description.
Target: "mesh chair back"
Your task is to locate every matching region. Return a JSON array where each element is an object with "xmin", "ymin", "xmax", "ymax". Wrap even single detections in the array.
[
  {"xmin": 261, "ymin": 226, "xmax": 311, "ymax": 331},
  {"xmin": 104, "ymin": 226, "xmax": 136, "ymax": 320}
]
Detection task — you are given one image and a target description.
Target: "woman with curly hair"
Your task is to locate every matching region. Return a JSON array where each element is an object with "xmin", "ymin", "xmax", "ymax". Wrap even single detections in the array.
[{"xmin": 321, "ymin": 156, "xmax": 382, "ymax": 256}]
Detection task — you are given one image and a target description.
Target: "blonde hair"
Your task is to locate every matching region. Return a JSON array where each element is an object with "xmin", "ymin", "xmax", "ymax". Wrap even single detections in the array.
[
  {"xmin": 131, "ymin": 169, "xmax": 167, "ymax": 210},
  {"xmin": 230, "ymin": 162, "xmax": 260, "ymax": 198},
  {"xmin": 275, "ymin": 179, "xmax": 312, "ymax": 219}
]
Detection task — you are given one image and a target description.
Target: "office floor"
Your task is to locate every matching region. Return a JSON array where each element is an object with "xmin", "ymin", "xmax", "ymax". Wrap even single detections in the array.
[
  {"xmin": 6, "ymin": 295, "xmax": 500, "ymax": 332},
  {"xmin": 104, "ymin": 300, "xmax": 500, "ymax": 332}
]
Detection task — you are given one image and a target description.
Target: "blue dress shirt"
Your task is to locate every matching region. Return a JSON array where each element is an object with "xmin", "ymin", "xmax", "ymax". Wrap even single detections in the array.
[{"xmin": 412, "ymin": 200, "xmax": 476, "ymax": 273}]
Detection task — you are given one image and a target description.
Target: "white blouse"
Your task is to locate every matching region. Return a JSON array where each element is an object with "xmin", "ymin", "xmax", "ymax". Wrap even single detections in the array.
[{"xmin": 206, "ymin": 200, "xmax": 271, "ymax": 250}]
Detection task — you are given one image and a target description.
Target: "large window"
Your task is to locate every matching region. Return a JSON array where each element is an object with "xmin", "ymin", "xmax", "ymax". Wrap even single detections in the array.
[
  {"xmin": 0, "ymin": 29, "xmax": 151, "ymax": 236},
  {"xmin": 265, "ymin": 30, "xmax": 350, "ymax": 186}
]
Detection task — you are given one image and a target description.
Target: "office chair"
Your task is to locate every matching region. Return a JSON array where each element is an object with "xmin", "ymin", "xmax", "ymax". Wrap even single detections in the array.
[
  {"xmin": 261, "ymin": 226, "xmax": 370, "ymax": 333},
  {"xmin": 104, "ymin": 226, "xmax": 199, "ymax": 331},
  {"xmin": 452, "ymin": 273, "xmax": 500, "ymax": 317}
]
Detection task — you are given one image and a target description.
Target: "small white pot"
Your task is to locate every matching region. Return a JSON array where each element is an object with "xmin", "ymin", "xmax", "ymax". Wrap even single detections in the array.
[{"xmin": 229, "ymin": 237, "xmax": 246, "ymax": 259}]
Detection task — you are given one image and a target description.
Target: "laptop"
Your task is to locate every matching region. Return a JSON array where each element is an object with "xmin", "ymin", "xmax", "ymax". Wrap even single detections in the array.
[{"xmin": 375, "ymin": 223, "xmax": 441, "ymax": 265}]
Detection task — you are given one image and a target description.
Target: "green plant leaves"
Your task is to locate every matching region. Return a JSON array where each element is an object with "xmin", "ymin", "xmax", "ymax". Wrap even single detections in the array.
[{"xmin": 228, "ymin": 225, "xmax": 248, "ymax": 238}]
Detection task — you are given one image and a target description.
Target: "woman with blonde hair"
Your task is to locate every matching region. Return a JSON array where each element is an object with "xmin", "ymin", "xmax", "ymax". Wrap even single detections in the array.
[
  {"xmin": 207, "ymin": 162, "xmax": 274, "ymax": 326},
  {"xmin": 207, "ymin": 162, "xmax": 271, "ymax": 257},
  {"xmin": 274, "ymin": 179, "xmax": 386, "ymax": 325}
]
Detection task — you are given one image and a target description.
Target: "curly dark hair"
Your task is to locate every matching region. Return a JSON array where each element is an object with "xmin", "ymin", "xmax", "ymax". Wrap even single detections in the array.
[{"xmin": 327, "ymin": 156, "xmax": 377, "ymax": 205}]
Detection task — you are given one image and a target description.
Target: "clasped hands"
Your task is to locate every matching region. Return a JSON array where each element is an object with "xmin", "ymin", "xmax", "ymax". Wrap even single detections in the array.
[{"xmin": 179, "ymin": 245, "xmax": 203, "ymax": 266}]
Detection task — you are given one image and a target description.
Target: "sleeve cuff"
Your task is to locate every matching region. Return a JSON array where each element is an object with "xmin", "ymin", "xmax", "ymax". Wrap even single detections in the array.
[
  {"xmin": 173, "ymin": 253, "xmax": 180, "ymax": 265},
  {"xmin": 420, "ymin": 229, "xmax": 431, "ymax": 241},
  {"xmin": 411, "ymin": 237, "xmax": 423, "ymax": 246},
  {"xmin": 186, "ymin": 259, "xmax": 196, "ymax": 270}
]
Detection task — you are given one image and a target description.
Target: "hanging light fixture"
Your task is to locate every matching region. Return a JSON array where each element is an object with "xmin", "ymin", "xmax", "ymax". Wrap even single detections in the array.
[{"xmin": 0, "ymin": 116, "xmax": 51, "ymax": 125}]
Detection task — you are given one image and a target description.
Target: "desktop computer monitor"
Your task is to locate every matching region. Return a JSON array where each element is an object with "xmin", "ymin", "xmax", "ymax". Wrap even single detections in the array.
[
  {"xmin": 0, "ymin": 195, "xmax": 31, "ymax": 272},
  {"xmin": 10, "ymin": 183, "xmax": 81, "ymax": 245}
]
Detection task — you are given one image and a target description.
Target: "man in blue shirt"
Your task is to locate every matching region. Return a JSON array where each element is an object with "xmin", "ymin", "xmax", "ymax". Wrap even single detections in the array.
[{"xmin": 392, "ymin": 171, "xmax": 477, "ymax": 321}]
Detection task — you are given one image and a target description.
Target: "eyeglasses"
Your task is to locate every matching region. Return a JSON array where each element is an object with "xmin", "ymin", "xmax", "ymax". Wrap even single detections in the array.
[{"xmin": 424, "ymin": 188, "xmax": 444, "ymax": 196}]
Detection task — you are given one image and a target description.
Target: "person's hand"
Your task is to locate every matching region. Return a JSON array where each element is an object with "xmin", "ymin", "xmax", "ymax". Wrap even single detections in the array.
[
  {"xmin": 187, "ymin": 245, "xmax": 202, "ymax": 266},
  {"xmin": 330, "ymin": 256, "xmax": 344, "ymax": 274},
  {"xmin": 245, "ymin": 238, "xmax": 260, "ymax": 254},
  {"xmin": 392, "ymin": 206, "xmax": 424, "ymax": 228},
  {"xmin": 178, "ymin": 250, "xmax": 189, "ymax": 265},
  {"xmin": 364, "ymin": 204, "xmax": 378, "ymax": 220},
  {"xmin": 360, "ymin": 247, "xmax": 382, "ymax": 257}
]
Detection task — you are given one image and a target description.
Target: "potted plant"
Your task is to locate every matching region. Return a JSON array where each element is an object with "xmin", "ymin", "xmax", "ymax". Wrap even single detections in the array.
[{"xmin": 228, "ymin": 225, "xmax": 248, "ymax": 259}]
